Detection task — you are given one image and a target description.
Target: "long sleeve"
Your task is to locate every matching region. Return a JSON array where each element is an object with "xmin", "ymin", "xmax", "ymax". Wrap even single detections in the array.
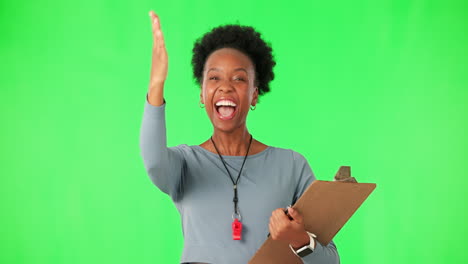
[
  {"xmin": 300, "ymin": 240, "xmax": 340, "ymax": 264},
  {"xmin": 139, "ymin": 94, "xmax": 186, "ymax": 201},
  {"xmin": 292, "ymin": 152, "xmax": 340, "ymax": 264}
]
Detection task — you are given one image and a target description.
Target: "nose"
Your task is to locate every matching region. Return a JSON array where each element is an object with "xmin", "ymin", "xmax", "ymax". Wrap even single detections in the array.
[{"xmin": 218, "ymin": 80, "xmax": 235, "ymax": 93}]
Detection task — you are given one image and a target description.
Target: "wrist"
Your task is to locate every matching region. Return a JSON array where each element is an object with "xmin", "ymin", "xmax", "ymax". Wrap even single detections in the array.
[
  {"xmin": 147, "ymin": 83, "xmax": 165, "ymax": 106},
  {"xmin": 149, "ymin": 80, "xmax": 165, "ymax": 88},
  {"xmin": 290, "ymin": 231, "xmax": 310, "ymax": 249},
  {"xmin": 289, "ymin": 231, "xmax": 317, "ymax": 258}
]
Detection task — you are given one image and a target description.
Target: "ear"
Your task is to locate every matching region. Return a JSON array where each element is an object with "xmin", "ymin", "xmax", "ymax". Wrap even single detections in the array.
[
  {"xmin": 251, "ymin": 86, "xmax": 259, "ymax": 106},
  {"xmin": 199, "ymin": 88, "xmax": 204, "ymax": 104}
]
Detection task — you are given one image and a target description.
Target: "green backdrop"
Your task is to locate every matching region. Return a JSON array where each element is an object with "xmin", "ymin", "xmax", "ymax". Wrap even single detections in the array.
[{"xmin": 1, "ymin": 0, "xmax": 467, "ymax": 263}]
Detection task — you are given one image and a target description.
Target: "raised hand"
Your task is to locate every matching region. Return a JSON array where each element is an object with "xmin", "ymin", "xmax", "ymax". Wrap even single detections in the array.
[{"xmin": 147, "ymin": 10, "xmax": 168, "ymax": 106}]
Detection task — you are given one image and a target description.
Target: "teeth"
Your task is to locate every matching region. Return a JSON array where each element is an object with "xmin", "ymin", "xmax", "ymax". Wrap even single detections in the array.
[{"xmin": 215, "ymin": 100, "xmax": 237, "ymax": 107}]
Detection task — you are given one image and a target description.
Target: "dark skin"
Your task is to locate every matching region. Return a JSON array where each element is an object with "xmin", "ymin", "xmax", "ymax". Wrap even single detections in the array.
[
  {"xmin": 198, "ymin": 47, "xmax": 268, "ymax": 156},
  {"xmin": 197, "ymin": 48, "xmax": 310, "ymax": 249},
  {"xmin": 148, "ymin": 11, "xmax": 310, "ymax": 249}
]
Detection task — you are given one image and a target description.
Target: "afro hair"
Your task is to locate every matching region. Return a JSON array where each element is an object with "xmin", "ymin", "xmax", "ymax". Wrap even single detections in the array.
[{"xmin": 191, "ymin": 24, "xmax": 276, "ymax": 97}]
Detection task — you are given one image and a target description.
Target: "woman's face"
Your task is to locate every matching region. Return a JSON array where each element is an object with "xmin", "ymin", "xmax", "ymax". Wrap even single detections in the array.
[{"xmin": 200, "ymin": 47, "xmax": 258, "ymax": 133}]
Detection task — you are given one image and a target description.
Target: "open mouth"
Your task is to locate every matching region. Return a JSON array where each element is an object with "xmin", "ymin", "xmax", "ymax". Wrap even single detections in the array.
[{"xmin": 215, "ymin": 99, "xmax": 237, "ymax": 120}]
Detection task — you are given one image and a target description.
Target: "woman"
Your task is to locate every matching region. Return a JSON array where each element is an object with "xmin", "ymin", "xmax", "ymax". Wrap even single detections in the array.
[{"xmin": 139, "ymin": 10, "xmax": 340, "ymax": 264}]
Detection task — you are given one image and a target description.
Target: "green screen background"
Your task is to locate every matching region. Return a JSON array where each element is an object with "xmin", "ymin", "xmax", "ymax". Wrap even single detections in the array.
[{"xmin": 1, "ymin": 0, "xmax": 467, "ymax": 263}]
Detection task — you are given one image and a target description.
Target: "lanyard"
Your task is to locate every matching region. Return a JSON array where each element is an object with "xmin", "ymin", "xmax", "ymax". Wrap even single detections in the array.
[{"xmin": 210, "ymin": 135, "xmax": 253, "ymax": 219}]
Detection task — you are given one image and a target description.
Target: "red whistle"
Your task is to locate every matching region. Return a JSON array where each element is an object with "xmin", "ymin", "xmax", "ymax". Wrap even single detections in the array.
[{"xmin": 232, "ymin": 218, "xmax": 242, "ymax": 240}]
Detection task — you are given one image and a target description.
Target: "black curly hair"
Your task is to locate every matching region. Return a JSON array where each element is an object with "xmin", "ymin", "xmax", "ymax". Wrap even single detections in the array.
[{"xmin": 191, "ymin": 24, "xmax": 276, "ymax": 98}]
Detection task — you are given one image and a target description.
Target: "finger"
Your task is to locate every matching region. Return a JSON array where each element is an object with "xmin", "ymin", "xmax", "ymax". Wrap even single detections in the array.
[
  {"xmin": 269, "ymin": 215, "xmax": 279, "ymax": 232},
  {"xmin": 149, "ymin": 12, "xmax": 162, "ymax": 44},
  {"xmin": 273, "ymin": 208, "xmax": 286, "ymax": 216},
  {"xmin": 149, "ymin": 10, "xmax": 159, "ymax": 26},
  {"xmin": 149, "ymin": 10, "xmax": 158, "ymax": 30},
  {"xmin": 154, "ymin": 16, "xmax": 166, "ymax": 50},
  {"xmin": 272, "ymin": 211, "xmax": 288, "ymax": 231},
  {"xmin": 158, "ymin": 27, "xmax": 166, "ymax": 49},
  {"xmin": 268, "ymin": 222, "xmax": 276, "ymax": 239},
  {"xmin": 152, "ymin": 18, "xmax": 166, "ymax": 51},
  {"xmin": 273, "ymin": 208, "xmax": 289, "ymax": 223},
  {"xmin": 153, "ymin": 21, "xmax": 161, "ymax": 43},
  {"xmin": 288, "ymin": 207, "xmax": 303, "ymax": 224},
  {"xmin": 271, "ymin": 209, "xmax": 281, "ymax": 223},
  {"xmin": 152, "ymin": 14, "xmax": 160, "ymax": 30},
  {"xmin": 269, "ymin": 215, "xmax": 276, "ymax": 227}
]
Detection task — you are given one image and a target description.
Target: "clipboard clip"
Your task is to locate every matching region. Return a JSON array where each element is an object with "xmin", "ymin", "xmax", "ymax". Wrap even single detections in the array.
[{"xmin": 334, "ymin": 166, "xmax": 358, "ymax": 183}]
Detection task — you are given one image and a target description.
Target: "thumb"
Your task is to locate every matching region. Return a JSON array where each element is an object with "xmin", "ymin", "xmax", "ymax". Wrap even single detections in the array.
[{"xmin": 288, "ymin": 207, "xmax": 303, "ymax": 224}]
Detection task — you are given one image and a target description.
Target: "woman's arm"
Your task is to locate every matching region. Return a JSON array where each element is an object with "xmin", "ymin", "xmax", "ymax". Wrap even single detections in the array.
[
  {"xmin": 293, "ymin": 152, "xmax": 340, "ymax": 264},
  {"xmin": 139, "ymin": 94, "xmax": 186, "ymax": 201},
  {"xmin": 139, "ymin": 11, "xmax": 185, "ymax": 201},
  {"xmin": 300, "ymin": 239, "xmax": 340, "ymax": 264}
]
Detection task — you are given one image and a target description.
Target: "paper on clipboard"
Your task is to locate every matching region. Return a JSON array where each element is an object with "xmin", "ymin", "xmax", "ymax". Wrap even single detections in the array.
[{"xmin": 249, "ymin": 166, "xmax": 376, "ymax": 264}]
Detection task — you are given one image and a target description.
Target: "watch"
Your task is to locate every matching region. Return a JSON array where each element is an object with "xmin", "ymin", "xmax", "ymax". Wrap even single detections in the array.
[{"xmin": 289, "ymin": 231, "xmax": 317, "ymax": 258}]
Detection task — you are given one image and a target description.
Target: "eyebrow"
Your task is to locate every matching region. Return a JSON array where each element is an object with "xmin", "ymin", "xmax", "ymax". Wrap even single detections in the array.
[{"xmin": 207, "ymin": 67, "xmax": 248, "ymax": 74}]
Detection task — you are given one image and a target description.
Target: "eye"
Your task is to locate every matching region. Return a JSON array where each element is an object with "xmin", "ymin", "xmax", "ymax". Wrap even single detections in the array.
[
  {"xmin": 209, "ymin": 76, "xmax": 219, "ymax": 80},
  {"xmin": 234, "ymin": 77, "xmax": 245, "ymax": 81}
]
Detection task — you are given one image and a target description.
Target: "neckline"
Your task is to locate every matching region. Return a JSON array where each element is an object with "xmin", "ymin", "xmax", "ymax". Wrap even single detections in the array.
[{"xmin": 193, "ymin": 145, "xmax": 272, "ymax": 159}]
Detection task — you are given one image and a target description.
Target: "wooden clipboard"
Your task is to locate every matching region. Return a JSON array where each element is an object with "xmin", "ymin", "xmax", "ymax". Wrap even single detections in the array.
[{"xmin": 249, "ymin": 166, "xmax": 376, "ymax": 263}]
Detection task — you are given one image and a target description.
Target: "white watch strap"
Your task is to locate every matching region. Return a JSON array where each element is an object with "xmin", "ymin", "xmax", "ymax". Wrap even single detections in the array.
[
  {"xmin": 288, "ymin": 231, "xmax": 317, "ymax": 257},
  {"xmin": 289, "ymin": 243, "xmax": 299, "ymax": 257},
  {"xmin": 307, "ymin": 231, "xmax": 317, "ymax": 250}
]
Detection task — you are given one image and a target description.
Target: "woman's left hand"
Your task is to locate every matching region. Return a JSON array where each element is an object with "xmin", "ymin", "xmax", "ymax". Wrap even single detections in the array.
[{"xmin": 268, "ymin": 207, "xmax": 310, "ymax": 248}]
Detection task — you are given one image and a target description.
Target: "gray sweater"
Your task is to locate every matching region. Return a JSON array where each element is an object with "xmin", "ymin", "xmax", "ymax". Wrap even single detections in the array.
[{"xmin": 139, "ymin": 96, "xmax": 340, "ymax": 264}]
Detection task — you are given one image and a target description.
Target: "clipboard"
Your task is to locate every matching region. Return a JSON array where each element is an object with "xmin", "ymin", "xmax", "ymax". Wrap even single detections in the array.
[{"xmin": 249, "ymin": 166, "xmax": 376, "ymax": 263}]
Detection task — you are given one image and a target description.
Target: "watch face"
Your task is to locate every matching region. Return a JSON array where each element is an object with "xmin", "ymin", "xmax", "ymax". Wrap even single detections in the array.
[{"xmin": 297, "ymin": 247, "xmax": 313, "ymax": 258}]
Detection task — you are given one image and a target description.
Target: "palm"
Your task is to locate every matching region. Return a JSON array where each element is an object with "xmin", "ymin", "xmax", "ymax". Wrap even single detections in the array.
[{"xmin": 149, "ymin": 10, "xmax": 168, "ymax": 85}]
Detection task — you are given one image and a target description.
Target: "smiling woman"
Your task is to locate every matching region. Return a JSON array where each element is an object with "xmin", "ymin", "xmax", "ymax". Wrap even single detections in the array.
[
  {"xmin": 191, "ymin": 24, "xmax": 275, "ymax": 153},
  {"xmin": 199, "ymin": 47, "xmax": 261, "ymax": 144},
  {"xmin": 140, "ymin": 10, "xmax": 340, "ymax": 264}
]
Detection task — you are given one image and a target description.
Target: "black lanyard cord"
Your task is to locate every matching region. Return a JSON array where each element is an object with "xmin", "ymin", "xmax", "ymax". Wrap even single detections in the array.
[{"xmin": 210, "ymin": 134, "xmax": 253, "ymax": 216}]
